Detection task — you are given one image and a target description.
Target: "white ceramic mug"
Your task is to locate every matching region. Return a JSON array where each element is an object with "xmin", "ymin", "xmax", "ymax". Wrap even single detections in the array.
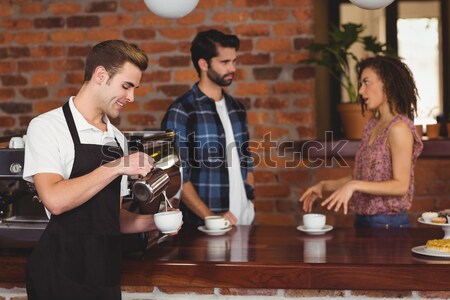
[
  {"xmin": 154, "ymin": 210, "xmax": 182, "ymax": 234},
  {"xmin": 9, "ymin": 137, "xmax": 25, "ymax": 149},
  {"xmin": 303, "ymin": 213, "xmax": 326, "ymax": 230},
  {"xmin": 204, "ymin": 216, "xmax": 230, "ymax": 230}
]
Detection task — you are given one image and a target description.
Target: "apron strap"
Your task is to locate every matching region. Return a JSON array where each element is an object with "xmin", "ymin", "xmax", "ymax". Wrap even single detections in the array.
[{"xmin": 62, "ymin": 101, "xmax": 81, "ymax": 145}]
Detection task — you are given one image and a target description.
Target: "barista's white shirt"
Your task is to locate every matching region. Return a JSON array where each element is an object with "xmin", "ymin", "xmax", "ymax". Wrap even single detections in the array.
[
  {"xmin": 214, "ymin": 98, "xmax": 254, "ymax": 225},
  {"xmin": 23, "ymin": 97, "xmax": 129, "ymax": 197}
]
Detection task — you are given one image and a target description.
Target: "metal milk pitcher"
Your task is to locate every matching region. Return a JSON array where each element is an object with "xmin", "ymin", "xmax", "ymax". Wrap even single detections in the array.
[{"xmin": 132, "ymin": 168, "xmax": 169, "ymax": 203}]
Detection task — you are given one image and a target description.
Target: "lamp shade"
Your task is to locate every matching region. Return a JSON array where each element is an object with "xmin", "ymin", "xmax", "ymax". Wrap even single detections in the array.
[
  {"xmin": 143, "ymin": 0, "xmax": 199, "ymax": 19},
  {"xmin": 349, "ymin": 0, "xmax": 395, "ymax": 10}
]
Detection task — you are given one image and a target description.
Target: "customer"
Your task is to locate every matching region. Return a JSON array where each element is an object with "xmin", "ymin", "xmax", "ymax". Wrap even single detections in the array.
[
  {"xmin": 300, "ymin": 56, "xmax": 423, "ymax": 228},
  {"xmin": 23, "ymin": 40, "xmax": 178, "ymax": 300},
  {"xmin": 161, "ymin": 29, "xmax": 255, "ymax": 226}
]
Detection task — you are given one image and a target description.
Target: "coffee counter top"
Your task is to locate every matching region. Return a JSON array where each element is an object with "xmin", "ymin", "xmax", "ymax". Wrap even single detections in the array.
[{"xmin": 2, "ymin": 225, "xmax": 449, "ymax": 291}]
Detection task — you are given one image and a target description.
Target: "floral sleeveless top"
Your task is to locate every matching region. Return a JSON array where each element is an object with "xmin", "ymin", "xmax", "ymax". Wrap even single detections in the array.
[{"xmin": 349, "ymin": 114, "xmax": 423, "ymax": 215}]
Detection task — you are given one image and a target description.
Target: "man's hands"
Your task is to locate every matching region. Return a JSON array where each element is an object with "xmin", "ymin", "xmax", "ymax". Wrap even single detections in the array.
[{"xmin": 115, "ymin": 152, "xmax": 156, "ymax": 177}]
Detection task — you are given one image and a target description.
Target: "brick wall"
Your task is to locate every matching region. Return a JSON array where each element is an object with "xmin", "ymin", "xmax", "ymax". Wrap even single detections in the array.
[{"xmin": 1, "ymin": 0, "xmax": 449, "ymax": 227}]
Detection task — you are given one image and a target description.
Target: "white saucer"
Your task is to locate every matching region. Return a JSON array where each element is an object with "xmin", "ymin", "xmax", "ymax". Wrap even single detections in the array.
[
  {"xmin": 297, "ymin": 225, "xmax": 333, "ymax": 235},
  {"xmin": 198, "ymin": 225, "xmax": 232, "ymax": 236},
  {"xmin": 411, "ymin": 245, "xmax": 450, "ymax": 258}
]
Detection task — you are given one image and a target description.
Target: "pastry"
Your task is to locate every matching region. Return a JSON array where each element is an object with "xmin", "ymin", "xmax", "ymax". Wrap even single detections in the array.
[
  {"xmin": 431, "ymin": 217, "xmax": 447, "ymax": 224},
  {"xmin": 426, "ymin": 239, "xmax": 450, "ymax": 252}
]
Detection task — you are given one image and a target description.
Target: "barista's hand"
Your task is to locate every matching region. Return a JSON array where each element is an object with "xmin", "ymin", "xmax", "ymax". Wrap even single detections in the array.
[
  {"xmin": 222, "ymin": 211, "xmax": 237, "ymax": 226},
  {"xmin": 116, "ymin": 152, "xmax": 156, "ymax": 177},
  {"xmin": 299, "ymin": 182, "xmax": 323, "ymax": 212}
]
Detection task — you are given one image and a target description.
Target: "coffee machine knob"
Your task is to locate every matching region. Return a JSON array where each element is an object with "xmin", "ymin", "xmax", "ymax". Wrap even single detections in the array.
[{"xmin": 9, "ymin": 162, "xmax": 22, "ymax": 174}]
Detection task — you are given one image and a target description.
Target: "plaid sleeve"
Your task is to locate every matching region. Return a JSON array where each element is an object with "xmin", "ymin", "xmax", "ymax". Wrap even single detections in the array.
[{"xmin": 161, "ymin": 103, "xmax": 191, "ymax": 183}]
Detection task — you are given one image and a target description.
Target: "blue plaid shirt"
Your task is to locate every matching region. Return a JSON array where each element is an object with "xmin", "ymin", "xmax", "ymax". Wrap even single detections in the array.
[{"xmin": 161, "ymin": 83, "xmax": 253, "ymax": 213}]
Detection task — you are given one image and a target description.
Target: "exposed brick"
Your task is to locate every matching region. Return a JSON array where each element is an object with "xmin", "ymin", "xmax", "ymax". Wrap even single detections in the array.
[
  {"xmin": 296, "ymin": 126, "xmax": 315, "ymax": 139},
  {"xmin": 294, "ymin": 37, "xmax": 314, "ymax": 50},
  {"xmin": 0, "ymin": 88, "xmax": 15, "ymax": 100},
  {"xmin": 293, "ymin": 8, "xmax": 313, "ymax": 20},
  {"xmin": 197, "ymin": 0, "xmax": 228, "ymax": 9},
  {"xmin": 68, "ymin": 46, "xmax": 91, "ymax": 57},
  {"xmin": 238, "ymin": 53, "xmax": 270, "ymax": 65},
  {"xmin": 1, "ymin": 75, "xmax": 27, "ymax": 86},
  {"xmin": 122, "ymin": 102, "xmax": 139, "ymax": 112},
  {"xmin": 19, "ymin": 3, "xmax": 45, "ymax": 14},
  {"xmin": 286, "ymin": 289, "xmax": 345, "ymax": 297},
  {"xmin": 67, "ymin": 16, "xmax": 100, "ymax": 28},
  {"xmin": 275, "ymin": 0, "xmax": 313, "ymax": 6},
  {"xmin": 0, "ymin": 33, "xmax": 14, "ymax": 44},
  {"xmin": 139, "ymin": 14, "xmax": 172, "ymax": 26},
  {"xmin": 31, "ymin": 73, "xmax": 61, "ymax": 86},
  {"xmin": 293, "ymin": 66, "xmax": 314, "ymax": 80},
  {"xmin": 34, "ymin": 17, "xmax": 65, "ymax": 29},
  {"xmin": 274, "ymin": 81, "xmax": 313, "ymax": 94},
  {"xmin": 157, "ymin": 85, "xmax": 190, "ymax": 97},
  {"xmin": 174, "ymin": 69, "xmax": 197, "ymax": 82},
  {"xmin": 256, "ymin": 213, "xmax": 295, "ymax": 225},
  {"xmin": 123, "ymin": 28, "xmax": 156, "ymax": 40},
  {"xmin": 254, "ymin": 96, "xmax": 288, "ymax": 109},
  {"xmin": 121, "ymin": 0, "xmax": 147, "ymax": 12},
  {"xmin": 0, "ymin": 61, "xmax": 16, "ymax": 73},
  {"xmin": 65, "ymin": 72, "xmax": 84, "ymax": 84},
  {"xmin": 127, "ymin": 114, "xmax": 157, "ymax": 126},
  {"xmin": 50, "ymin": 31, "xmax": 85, "ymax": 43},
  {"xmin": 274, "ymin": 52, "xmax": 309, "ymax": 64},
  {"xmin": 101, "ymin": 14, "xmax": 134, "ymax": 27},
  {"xmin": 86, "ymin": 1, "xmax": 117, "ymax": 13},
  {"xmin": 247, "ymin": 112, "xmax": 270, "ymax": 125},
  {"xmin": 0, "ymin": 102, "xmax": 32, "ymax": 114},
  {"xmin": 177, "ymin": 12, "xmax": 206, "ymax": 25},
  {"xmin": 158, "ymin": 56, "xmax": 190, "ymax": 68},
  {"xmin": 56, "ymin": 87, "xmax": 79, "ymax": 98},
  {"xmin": 254, "ymin": 126, "xmax": 289, "ymax": 139},
  {"xmin": 275, "ymin": 23, "xmax": 314, "ymax": 36},
  {"xmin": 134, "ymin": 85, "xmax": 153, "ymax": 97},
  {"xmin": 409, "ymin": 197, "xmax": 437, "ymax": 213},
  {"xmin": 141, "ymin": 71, "xmax": 171, "ymax": 83},
  {"xmin": 235, "ymin": 97, "xmax": 251, "ymax": 109},
  {"xmin": 253, "ymin": 67, "xmax": 282, "ymax": 80},
  {"xmin": 235, "ymin": 82, "xmax": 270, "ymax": 96},
  {"xmin": 31, "ymin": 46, "xmax": 66, "ymax": 58},
  {"xmin": 256, "ymin": 38, "xmax": 292, "ymax": 52},
  {"xmin": 233, "ymin": 0, "xmax": 270, "ymax": 7},
  {"xmin": 86, "ymin": 29, "xmax": 121, "ymax": 41},
  {"xmin": 143, "ymin": 99, "xmax": 173, "ymax": 112},
  {"xmin": 0, "ymin": 5, "xmax": 13, "ymax": 17},
  {"xmin": 252, "ymin": 9, "xmax": 289, "ymax": 21},
  {"xmin": 19, "ymin": 87, "xmax": 48, "ymax": 99},
  {"xmin": 213, "ymin": 11, "xmax": 250, "ymax": 23},
  {"xmin": 275, "ymin": 112, "xmax": 312, "ymax": 125},
  {"xmin": 0, "ymin": 47, "xmax": 30, "ymax": 59},
  {"xmin": 253, "ymin": 200, "xmax": 275, "ymax": 212},
  {"xmin": 159, "ymin": 27, "xmax": 197, "ymax": 40},
  {"xmin": 53, "ymin": 59, "xmax": 84, "ymax": 71},
  {"xmin": 48, "ymin": 2, "xmax": 82, "ymax": 15},
  {"xmin": 35, "ymin": 101, "xmax": 64, "ymax": 114},
  {"xmin": 254, "ymin": 170, "xmax": 277, "ymax": 183},
  {"xmin": 0, "ymin": 116, "xmax": 15, "ymax": 127},
  {"xmin": 15, "ymin": 32, "xmax": 48, "ymax": 44},
  {"xmin": 18, "ymin": 61, "xmax": 50, "ymax": 72},
  {"xmin": 2, "ymin": 18, "xmax": 33, "ymax": 30},
  {"xmin": 140, "ymin": 42, "xmax": 177, "ymax": 54}
]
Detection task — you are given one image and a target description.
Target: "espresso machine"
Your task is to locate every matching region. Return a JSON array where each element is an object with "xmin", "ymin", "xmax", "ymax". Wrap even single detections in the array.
[{"xmin": 0, "ymin": 130, "xmax": 182, "ymax": 247}]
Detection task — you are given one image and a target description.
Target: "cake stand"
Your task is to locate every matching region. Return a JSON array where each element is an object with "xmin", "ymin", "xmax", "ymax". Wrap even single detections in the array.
[{"xmin": 418, "ymin": 217, "xmax": 450, "ymax": 239}]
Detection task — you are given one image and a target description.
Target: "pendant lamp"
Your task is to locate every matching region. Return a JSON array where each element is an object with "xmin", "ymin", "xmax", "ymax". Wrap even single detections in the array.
[
  {"xmin": 143, "ymin": 0, "xmax": 199, "ymax": 19},
  {"xmin": 349, "ymin": 0, "xmax": 395, "ymax": 10}
]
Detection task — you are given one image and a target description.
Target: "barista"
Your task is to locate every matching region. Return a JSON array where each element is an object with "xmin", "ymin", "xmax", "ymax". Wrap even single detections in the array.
[{"xmin": 22, "ymin": 40, "xmax": 176, "ymax": 300}]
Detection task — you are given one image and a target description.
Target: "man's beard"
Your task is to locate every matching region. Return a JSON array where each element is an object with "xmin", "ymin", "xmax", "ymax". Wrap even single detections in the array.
[{"xmin": 207, "ymin": 68, "xmax": 234, "ymax": 87}]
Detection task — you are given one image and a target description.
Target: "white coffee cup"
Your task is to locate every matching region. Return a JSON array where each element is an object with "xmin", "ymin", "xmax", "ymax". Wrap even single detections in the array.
[
  {"xmin": 303, "ymin": 213, "xmax": 326, "ymax": 230},
  {"xmin": 154, "ymin": 210, "xmax": 182, "ymax": 234},
  {"xmin": 204, "ymin": 216, "xmax": 230, "ymax": 230},
  {"xmin": 9, "ymin": 137, "xmax": 25, "ymax": 149}
]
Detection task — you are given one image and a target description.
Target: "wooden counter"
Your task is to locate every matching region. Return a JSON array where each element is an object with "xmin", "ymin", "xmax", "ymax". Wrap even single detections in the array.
[{"xmin": 2, "ymin": 225, "xmax": 448, "ymax": 291}]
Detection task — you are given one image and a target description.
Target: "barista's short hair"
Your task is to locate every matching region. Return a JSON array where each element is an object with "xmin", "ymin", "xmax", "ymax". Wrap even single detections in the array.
[
  {"xmin": 190, "ymin": 29, "xmax": 240, "ymax": 76},
  {"xmin": 84, "ymin": 40, "xmax": 148, "ymax": 82}
]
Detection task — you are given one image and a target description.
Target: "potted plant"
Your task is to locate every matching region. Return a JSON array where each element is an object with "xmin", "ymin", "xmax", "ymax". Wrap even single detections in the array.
[{"xmin": 304, "ymin": 23, "xmax": 394, "ymax": 139}]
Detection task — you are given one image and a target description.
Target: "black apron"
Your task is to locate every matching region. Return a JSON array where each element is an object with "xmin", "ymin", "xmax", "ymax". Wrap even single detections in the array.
[{"xmin": 26, "ymin": 102, "xmax": 124, "ymax": 300}]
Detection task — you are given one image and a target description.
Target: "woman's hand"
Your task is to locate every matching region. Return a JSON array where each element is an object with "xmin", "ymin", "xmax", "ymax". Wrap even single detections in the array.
[
  {"xmin": 321, "ymin": 181, "xmax": 358, "ymax": 215},
  {"xmin": 299, "ymin": 182, "xmax": 323, "ymax": 212}
]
